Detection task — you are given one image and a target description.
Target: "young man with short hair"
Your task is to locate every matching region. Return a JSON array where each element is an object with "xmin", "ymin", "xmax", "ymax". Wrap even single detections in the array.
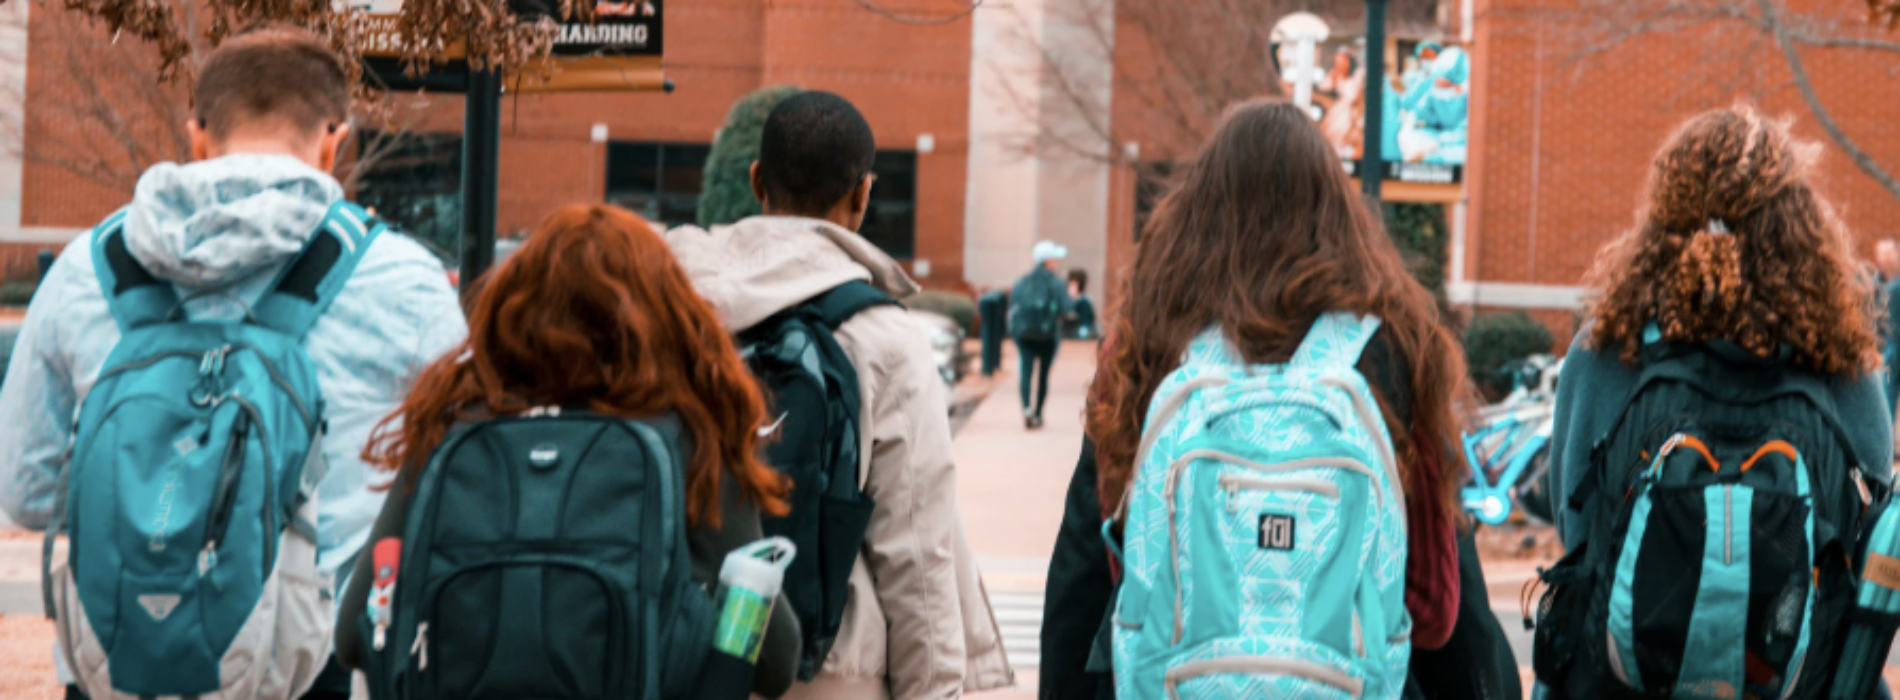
[
  {"xmin": 0, "ymin": 26, "xmax": 466, "ymax": 698},
  {"xmin": 665, "ymin": 91, "xmax": 1012, "ymax": 699}
]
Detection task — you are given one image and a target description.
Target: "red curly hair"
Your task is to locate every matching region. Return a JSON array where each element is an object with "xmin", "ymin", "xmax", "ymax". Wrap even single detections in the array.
[
  {"xmin": 364, "ymin": 204, "xmax": 789, "ymax": 527},
  {"xmin": 1585, "ymin": 106, "xmax": 1879, "ymax": 375}
]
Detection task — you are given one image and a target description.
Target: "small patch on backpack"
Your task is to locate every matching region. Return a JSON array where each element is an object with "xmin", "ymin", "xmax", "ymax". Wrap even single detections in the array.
[
  {"xmin": 137, "ymin": 594, "xmax": 181, "ymax": 621},
  {"xmin": 173, "ymin": 435, "xmax": 199, "ymax": 457},
  {"xmin": 1259, "ymin": 514, "xmax": 1295, "ymax": 551}
]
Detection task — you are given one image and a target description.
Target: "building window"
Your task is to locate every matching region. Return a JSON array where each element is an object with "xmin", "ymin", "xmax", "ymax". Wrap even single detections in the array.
[
  {"xmin": 353, "ymin": 132, "xmax": 463, "ymax": 265},
  {"xmin": 862, "ymin": 151, "xmax": 917, "ymax": 260},
  {"xmin": 605, "ymin": 142, "xmax": 711, "ymax": 229}
]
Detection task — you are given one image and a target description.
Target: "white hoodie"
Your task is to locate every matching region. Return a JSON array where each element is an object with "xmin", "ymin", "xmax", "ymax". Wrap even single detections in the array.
[{"xmin": 665, "ymin": 216, "xmax": 1013, "ymax": 699}]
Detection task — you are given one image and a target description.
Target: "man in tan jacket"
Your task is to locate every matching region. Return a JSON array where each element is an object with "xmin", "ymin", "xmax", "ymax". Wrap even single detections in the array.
[{"xmin": 664, "ymin": 91, "xmax": 1013, "ymax": 699}]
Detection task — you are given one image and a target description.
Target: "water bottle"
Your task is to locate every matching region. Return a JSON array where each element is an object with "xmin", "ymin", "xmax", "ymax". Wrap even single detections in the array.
[
  {"xmin": 697, "ymin": 537, "xmax": 796, "ymax": 700},
  {"xmin": 1833, "ymin": 501, "xmax": 1900, "ymax": 699}
]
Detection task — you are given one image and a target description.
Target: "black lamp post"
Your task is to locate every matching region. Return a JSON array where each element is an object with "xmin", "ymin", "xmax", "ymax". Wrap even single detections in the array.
[{"xmin": 1362, "ymin": 0, "xmax": 1388, "ymax": 201}]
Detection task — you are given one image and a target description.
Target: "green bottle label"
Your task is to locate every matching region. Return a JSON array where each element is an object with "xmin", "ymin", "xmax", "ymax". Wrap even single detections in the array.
[{"xmin": 713, "ymin": 587, "xmax": 773, "ymax": 663}]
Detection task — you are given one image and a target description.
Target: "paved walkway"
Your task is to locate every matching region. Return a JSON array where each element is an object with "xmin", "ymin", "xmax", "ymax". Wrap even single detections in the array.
[{"xmin": 957, "ymin": 339, "xmax": 1098, "ymax": 699}]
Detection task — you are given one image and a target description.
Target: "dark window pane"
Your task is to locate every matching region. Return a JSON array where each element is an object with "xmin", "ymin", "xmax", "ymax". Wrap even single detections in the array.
[
  {"xmin": 606, "ymin": 143, "xmax": 660, "ymax": 195},
  {"xmin": 354, "ymin": 131, "xmax": 463, "ymax": 265},
  {"xmin": 861, "ymin": 151, "xmax": 917, "ymax": 260}
]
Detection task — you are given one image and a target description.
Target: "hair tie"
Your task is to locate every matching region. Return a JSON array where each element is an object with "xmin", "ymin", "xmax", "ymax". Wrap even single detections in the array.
[{"xmin": 1708, "ymin": 219, "xmax": 1731, "ymax": 235}]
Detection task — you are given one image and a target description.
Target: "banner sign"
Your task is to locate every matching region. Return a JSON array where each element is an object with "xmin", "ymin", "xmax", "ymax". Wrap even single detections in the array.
[
  {"xmin": 1273, "ymin": 24, "xmax": 1469, "ymax": 188},
  {"xmin": 355, "ymin": 0, "xmax": 665, "ymax": 92}
]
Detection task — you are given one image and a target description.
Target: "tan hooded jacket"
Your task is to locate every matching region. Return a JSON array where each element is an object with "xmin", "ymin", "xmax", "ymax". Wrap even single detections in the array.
[{"xmin": 664, "ymin": 216, "xmax": 1014, "ymax": 699}]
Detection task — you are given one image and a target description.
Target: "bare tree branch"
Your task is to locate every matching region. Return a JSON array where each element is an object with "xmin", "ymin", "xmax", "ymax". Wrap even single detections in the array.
[{"xmin": 1756, "ymin": 0, "xmax": 1900, "ymax": 201}]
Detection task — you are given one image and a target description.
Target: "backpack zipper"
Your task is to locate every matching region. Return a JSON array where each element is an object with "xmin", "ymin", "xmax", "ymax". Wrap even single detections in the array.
[
  {"xmin": 1218, "ymin": 474, "xmax": 1340, "ymax": 512},
  {"xmin": 412, "ymin": 621, "xmax": 429, "ymax": 671}
]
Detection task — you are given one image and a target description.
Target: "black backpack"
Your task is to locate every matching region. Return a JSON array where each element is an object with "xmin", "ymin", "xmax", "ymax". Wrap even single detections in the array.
[
  {"xmin": 738, "ymin": 280, "xmax": 896, "ymax": 680},
  {"xmin": 1009, "ymin": 269, "xmax": 1063, "ymax": 341},
  {"xmin": 1531, "ymin": 340, "xmax": 1881, "ymax": 700},
  {"xmin": 364, "ymin": 411, "xmax": 714, "ymax": 699}
]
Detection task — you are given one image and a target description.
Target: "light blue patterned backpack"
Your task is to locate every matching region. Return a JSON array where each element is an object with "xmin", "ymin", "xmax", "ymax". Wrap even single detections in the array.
[
  {"xmin": 44, "ymin": 201, "xmax": 382, "ymax": 699},
  {"xmin": 1109, "ymin": 313, "xmax": 1411, "ymax": 699}
]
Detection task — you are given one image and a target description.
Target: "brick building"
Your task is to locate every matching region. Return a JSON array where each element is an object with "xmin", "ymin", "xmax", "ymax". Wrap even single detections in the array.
[
  {"xmin": 0, "ymin": 0, "xmax": 988, "ymax": 290},
  {"xmin": 5, "ymin": 0, "xmax": 1898, "ymax": 348}
]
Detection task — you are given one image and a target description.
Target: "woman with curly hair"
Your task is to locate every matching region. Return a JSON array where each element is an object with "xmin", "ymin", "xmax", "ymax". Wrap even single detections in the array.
[{"xmin": 1547, "ymin": 106, "xmax": 1892, "ymax": 551}]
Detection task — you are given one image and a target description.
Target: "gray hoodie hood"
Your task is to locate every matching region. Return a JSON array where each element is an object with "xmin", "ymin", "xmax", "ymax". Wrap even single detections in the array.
[
  {"xmin": 123, "ymin": 154, "xmax": 343, "ymax": 288},
  {"xmin": 663, "ymin": 216, "xmax": 920, "ymax": 331}
]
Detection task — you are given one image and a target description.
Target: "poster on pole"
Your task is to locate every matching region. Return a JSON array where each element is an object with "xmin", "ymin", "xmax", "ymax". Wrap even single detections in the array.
[
  {"xmin": 354, "ymin": 0, "xmax": 665, "ymax": 92},
  {"xmin": 1272, "ymin": 20, "xmax": 1468, "ymax": 190}
]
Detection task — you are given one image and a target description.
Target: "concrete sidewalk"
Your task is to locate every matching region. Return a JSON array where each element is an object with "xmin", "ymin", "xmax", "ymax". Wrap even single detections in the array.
[{"xmin": 955, "ymin": 340, "xmax": 1097, "ymax": 699}]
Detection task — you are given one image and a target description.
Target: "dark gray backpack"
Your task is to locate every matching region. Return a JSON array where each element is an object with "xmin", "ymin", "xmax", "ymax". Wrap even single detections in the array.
[{"xmin": 363, "ymin": 412, "xmax": 715, "ymax": 699}]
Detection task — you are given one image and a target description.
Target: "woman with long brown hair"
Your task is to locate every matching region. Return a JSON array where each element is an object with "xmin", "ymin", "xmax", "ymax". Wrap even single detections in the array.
[
  {"xmin": 1040, "ymin": 99, "xmax": 1515, "ymax": 699},
  {"xmin": 334, "ymin": 204, "xmax": 802, "ymax": 697}
]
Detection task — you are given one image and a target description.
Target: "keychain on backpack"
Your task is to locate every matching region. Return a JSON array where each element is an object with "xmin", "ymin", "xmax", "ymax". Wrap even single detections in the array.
[{"xmin": 369, "ymin": 537, "xmax": 401, "ymax": 651}]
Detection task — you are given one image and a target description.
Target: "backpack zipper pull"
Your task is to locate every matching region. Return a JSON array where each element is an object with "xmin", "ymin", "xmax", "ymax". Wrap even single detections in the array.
[
  {"xmin": 373, "ymin": 623, "xmax": 386, "ymax": 651},
  {"xmin": 412, "ymin": 621, "xmax": 430, "ymax": 670},
  {"xmin": 1224, "ymin": 478, "xmax": 1239, "ymax": 513}
]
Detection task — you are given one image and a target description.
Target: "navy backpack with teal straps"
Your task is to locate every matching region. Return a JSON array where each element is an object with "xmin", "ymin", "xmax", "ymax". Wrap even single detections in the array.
[
  {"xmin": 45, "ymin": 201, "xmax": 383, "ymax": 700},
  {"xmin": 1531, "ymin": 333, "xmax": 1882, "ymax": 700}
]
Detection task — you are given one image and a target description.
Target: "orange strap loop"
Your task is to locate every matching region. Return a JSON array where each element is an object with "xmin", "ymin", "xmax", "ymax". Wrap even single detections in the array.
[
  {"xmin": 1678, "ymin": 435, "xmax": 1721, "ymax": 473},
  {"xmin": 1738, "ymin": 440, "xmax": 1798, "ymax": 473}
]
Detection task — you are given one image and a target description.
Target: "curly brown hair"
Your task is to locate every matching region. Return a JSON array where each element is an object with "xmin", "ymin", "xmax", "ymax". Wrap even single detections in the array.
[
  {"xmin": 1087, "ymin": 99, "xmax": 1471, "ymax": 520},
  {"xmin": 1586, "ymin": 106, "xmax": 1879, "ymax": 375}
]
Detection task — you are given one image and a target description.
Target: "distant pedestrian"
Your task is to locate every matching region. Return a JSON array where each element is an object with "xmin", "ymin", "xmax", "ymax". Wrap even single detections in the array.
[
  {"xmin": 1066, "ymin": 268, "xmax": 1097, "ymax": 340},
  {"xmin": 1010, "ymin": 240, "xmax": 1073, "ymax": 429}
]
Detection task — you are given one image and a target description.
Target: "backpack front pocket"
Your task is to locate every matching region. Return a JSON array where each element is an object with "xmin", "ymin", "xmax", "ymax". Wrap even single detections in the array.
[
  {"xmin": 419, "ymin": 557, "xmax": 631, "ymax": 699},
  {"xmin": 1163, "ymin": 637, "xmax": 1365, "ymax": 700}
]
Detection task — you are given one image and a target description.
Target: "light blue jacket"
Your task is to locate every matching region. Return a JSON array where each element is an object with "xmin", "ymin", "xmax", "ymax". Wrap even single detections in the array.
[{"xmin": 0, "ymin": 154, "xmax": 467, "ymax": 586}]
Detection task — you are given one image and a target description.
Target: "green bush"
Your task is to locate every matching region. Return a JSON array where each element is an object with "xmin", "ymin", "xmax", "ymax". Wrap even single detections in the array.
[
  {"xmin": 698, "ymin": 85, "xmax": 803, "ymax": 228},
  {"xmin": 1465, "ymin": 311, "xmax": 1555, "ymax": 400},
  {"xmin": 905, "ymin": 290, "xmax": 978, "ymax": 336},
  {"xmin": 1383, "ymin": 202, "xmax": 1449, "ymax": 304},
  {"xmin": 0, "ymin": 281, "xmax": 35, "ymax": 306}
]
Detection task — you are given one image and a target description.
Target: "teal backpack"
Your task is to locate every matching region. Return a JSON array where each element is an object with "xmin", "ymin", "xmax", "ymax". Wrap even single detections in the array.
[
  {"xmin": 45, "ymin": 202, "xmax": 382, "ymax": 699},
  {"xmin": 1109, "ymin": 314, "xmax": 1411, "ymax": 699}
]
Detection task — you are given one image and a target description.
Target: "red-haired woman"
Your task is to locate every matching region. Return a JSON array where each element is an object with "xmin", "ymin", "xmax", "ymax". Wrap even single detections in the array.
[{"xmin": 335, "ymin": 204, "xmax": 801, "ymax": 696}]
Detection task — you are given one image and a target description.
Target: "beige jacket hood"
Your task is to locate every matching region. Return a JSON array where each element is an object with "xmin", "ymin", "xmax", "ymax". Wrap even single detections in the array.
[{"xmin": 665, "ymin": 216, "xmax": 1015, "ymax": 699}]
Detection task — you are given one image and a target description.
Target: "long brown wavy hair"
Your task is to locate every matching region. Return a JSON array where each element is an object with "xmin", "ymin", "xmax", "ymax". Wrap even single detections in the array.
[
  {"xmin": 1088, "ymin": 99, "xmax": 1471, "ymax": 518},
  {"xmin": 364, "ymin": 204, "xmax": 790, "ymax": 527},
  {"xmin": 1585, "ymin": 106, "xmax": 1878, "ymax": 375}
]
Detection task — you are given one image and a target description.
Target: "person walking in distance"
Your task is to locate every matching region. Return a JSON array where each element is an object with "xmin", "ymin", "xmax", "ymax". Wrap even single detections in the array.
[
  {"xmin": 1010, "ymin": 241, "xmax": 1073, "ymax": 429},
  {"xmin": 664, "ymin": 90, "xmax": 1012, "ymax": 699},
  {"xmin": 0, "ymin": 26, "xmax": 465, "ymax": 699}
]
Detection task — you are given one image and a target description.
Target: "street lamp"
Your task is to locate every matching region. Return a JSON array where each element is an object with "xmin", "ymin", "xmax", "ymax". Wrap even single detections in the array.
[
  {"xmin": 1362, "ymin": 0, "xmax": 1389, "ymax": 200},
  {"xmin": 1270, "ymin": 13, "xmax": 1331, "ymax": 121}
]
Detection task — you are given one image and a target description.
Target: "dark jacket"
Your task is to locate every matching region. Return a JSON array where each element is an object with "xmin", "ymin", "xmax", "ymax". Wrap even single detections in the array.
[
  {"xmin": 1009, "ymin": 266, "xmax": 1073, "ymax": 341},
  {"xmin": 336, "ymin": 416, "xmax": 803, "ymax": 698},
  {"xmin": 1039, "ymin": 332, "xmax": 1518, "ymax": 700},
  {"xmin": 1548, "ymin": 326, "xmax": 1894, "ymax": 551}
]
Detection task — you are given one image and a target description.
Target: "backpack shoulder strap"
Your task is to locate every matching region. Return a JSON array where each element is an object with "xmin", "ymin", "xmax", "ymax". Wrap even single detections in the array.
[
  {"xmin": 89, "ymin": 208, "xmax": 182, "ymax": 332},
  {"xmin": 805, "ymin": 279, "xmax": 900, "ymax": 331},
  {"xmin": 1290, "ymin": 312, "xmax": 1383, "ymax": 373},
  {"xmin": 251, "ymin": 200, "xmax": 386, "ymax": 338}
]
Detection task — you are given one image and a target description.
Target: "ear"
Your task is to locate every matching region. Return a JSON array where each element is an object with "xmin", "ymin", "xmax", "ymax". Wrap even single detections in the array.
[
  {"xmin": 850, "ymin": 174, "xmax": 874, "ymax": 216},
  {"xmin": 749, "ymin": 161, "xmax": 767, "ymax": 206},
  {"xmin": 188, "ymin": 119, "xmax": 213, "ymax": 162},
  {"xmin": 317, "ymin": 123, "xmax": 352, "ymax": 173}
]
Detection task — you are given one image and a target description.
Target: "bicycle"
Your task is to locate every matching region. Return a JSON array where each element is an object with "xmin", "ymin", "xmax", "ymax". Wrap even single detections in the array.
[{"xmin": 1461, "ymin": 355, "xmax": 1561, "ymax": 526}]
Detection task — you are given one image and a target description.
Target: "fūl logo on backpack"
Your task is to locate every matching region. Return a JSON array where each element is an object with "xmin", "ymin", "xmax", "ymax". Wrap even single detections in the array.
[{"xmin": 1259, "ymin": 513, "xmax": 1296, "ymax": 551}]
